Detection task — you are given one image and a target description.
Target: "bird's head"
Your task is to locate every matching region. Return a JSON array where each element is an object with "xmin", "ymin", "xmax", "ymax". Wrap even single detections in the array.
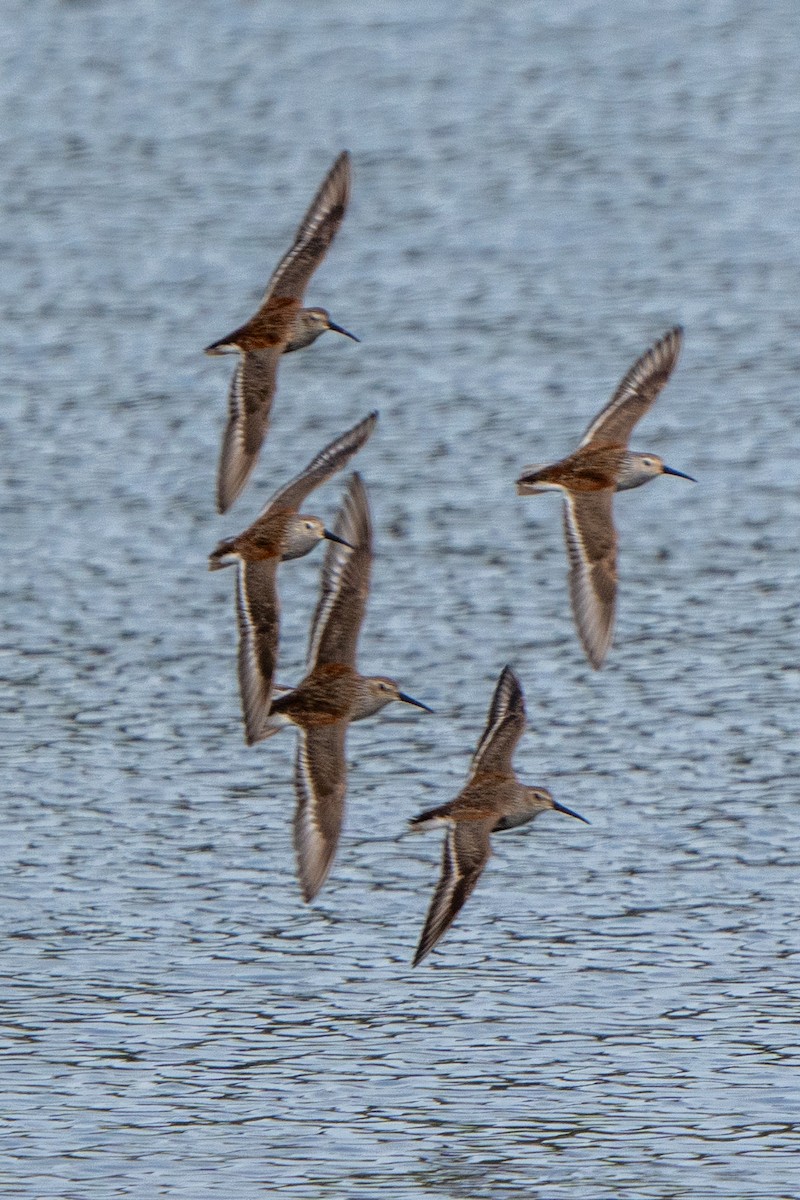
[
  {"xmin": 281, "ymin": 514, "xmax": 353, "ymax": 560},
  {"xmin": 355, "ymin": 676, "xmax": 433, "ymax": 720},
  {"xmin": 619, "ymin": 452, "xmax": 695, "ymax": 491},
  {"xmin": 304, "ymin": 307, "xmax": 360, "ymax": 342},
  {"xmin": 525, "ymin": 788, "xmax": 589, "ymax": 824}
]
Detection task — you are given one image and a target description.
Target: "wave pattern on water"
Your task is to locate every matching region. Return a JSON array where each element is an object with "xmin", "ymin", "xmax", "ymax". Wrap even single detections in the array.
[{"xmin": 2, "ymin": 1, "xmax": 800, "ymax": 1197}]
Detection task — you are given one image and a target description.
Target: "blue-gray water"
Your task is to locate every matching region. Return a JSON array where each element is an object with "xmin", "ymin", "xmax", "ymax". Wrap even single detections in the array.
[{"xmin": 2, "ymin": 2, "xmax": 799, "ymax": 1197}]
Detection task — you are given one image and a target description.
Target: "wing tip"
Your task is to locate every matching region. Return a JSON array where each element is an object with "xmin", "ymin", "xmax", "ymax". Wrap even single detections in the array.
[
  {"xmin": 496, "ymin": 663, "xmax": 522, "ymax": 696},
  {"xmin": 658, "ymin": 324, "xmax": 684, "ymax": 362},
  {"xmin": 216, "ymin": 458, "xmax": 249, "ymax": 515},
  {"xmin": 575, "ymin": 613, "xmax": 614, "ymax": 670},
  {"xmin": 411, "ymin": 940, "xmax": 432, "ymax": 968}
]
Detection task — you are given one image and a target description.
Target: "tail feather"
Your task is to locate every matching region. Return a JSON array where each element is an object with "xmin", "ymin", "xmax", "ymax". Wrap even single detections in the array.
[
  {"xmin": 205, "ymin": 334, "xmax": 240, "ymax": 355},
  {"xmin": 515, "ymin": 462, "xmax": 549, "ymax": 495},
  {"xmin": 208, "ymin": 539, "xmax": 238, "ymax": 570},
  {"xmin": 409, "ymin": 802, "xmax": 454, "ymax": 832}
]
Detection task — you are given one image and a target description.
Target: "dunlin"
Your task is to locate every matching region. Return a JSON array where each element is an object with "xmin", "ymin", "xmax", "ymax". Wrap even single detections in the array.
[
  {"xmin": 206, "ymin": 151, "xmax": 359, "ymax": 513},
  {"xmin": 265, "ymin": 473, "xmax": 432, "ymax": 903},
  {"xmin": 209, "ymin": 412, "xmax": 377, "ymax": 746},
  {"xmin": 410, "ymin": 666, "xmax": 588, "ymax": 966},
  {"xmin": 516, "ymin": 327, "xmax": 694, "ymax": 668}
]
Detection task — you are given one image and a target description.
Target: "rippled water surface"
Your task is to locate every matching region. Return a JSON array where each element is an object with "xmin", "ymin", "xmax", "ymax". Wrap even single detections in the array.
[{"xmin": 2, "ymin": 1, "xmax": 799, "ymax": 1196}]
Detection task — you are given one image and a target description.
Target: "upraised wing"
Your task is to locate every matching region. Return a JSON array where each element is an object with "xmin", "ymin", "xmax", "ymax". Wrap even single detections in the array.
[
  {"xmin": 469, "ymin": 665, "xmax": 527, "ymax": 779},
  {"xmin": 306, "ymin": 473, "xmax": 371, "ymax": 670},
  {"xmin": 261, "ymin": 412, "xmax": 377, "ymax": 517},
  {"xmin": 579, "ymin": 327, "xmax": 683, "ymax": 449},
  {"xmin": 262, "ymin": 151, "xmax": 352, "ymax": 305}
]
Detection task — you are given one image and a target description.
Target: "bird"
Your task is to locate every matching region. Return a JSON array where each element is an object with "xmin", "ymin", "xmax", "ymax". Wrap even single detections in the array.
[
  {"xmin": 263, "ymin": 472, "xmax": 432, "ymax": 903},
  {"xmin": 209, "ymin": 412, "xmax": 377, "ymax": 746},
  {"xmin": 516, "ymin": 327, "xmax": 694, "ymax": 669},
  {"xmin": 206, "ymin": 151, "xmax": 359, "ymax": 513},
  {"xmin": 409, "ymin": 665, "xmax": 588, "ymax": 967}
]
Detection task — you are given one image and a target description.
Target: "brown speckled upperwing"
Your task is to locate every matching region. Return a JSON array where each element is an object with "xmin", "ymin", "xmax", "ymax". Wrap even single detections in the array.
[
  {"xmin": 412, "ymin": 819, "xmax": 494, "ymax": 966},
  {"xmin": 579, "ymin": 327, "xmax": 683, "ymax": 449},
  {"xmin": 306, "ymin": 473, "xmax": 371, "ymax": 670},
  {"xmin": 519, "ymin": 444, "xmax": 627, "ymax": 493},
  {"xmin": 236, "ymin": 558, "xmax": 280, "ymax": 745},
  {"xmin": 262, "ymin": 412, "xmax": 377, "ymax": 517},
  {"xmin": 233, "ymin": 295, "xmax": 300, "ymax": 351},
  {"xmin": 562, "ymin": 490, "xmax": 618, "ymax": 669},
  {"xmin": 468, "ymin": 666, "xmax": 526, "ymax": 780},
  {"xmin": 261, "ymin": 150, "xmax": 352, "ymax": 305},
  {"xmin": 216, "ymin": 347, "xmax": 282, "ymax": 513},
  {"xmin": 292, "ymin": 720, "xmax": 349, "ymax": 902}
]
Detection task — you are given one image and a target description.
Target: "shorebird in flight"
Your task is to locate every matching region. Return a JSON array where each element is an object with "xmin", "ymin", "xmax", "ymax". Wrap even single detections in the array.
[
  {"xmin": 209, "ymin": 413, "xmax": 377, "ymax": 745},
  {"xmin": 410, "ymin": 665, "xmax": 588, "ymax": 966},
  {"xmin": 265, "ymin": 473, "xmax": 432, "ymax": 902},
  {"xmin": 206, "ymin": 151, "xmax": 359, "ymax": 512},
  {"xmin": 516, "ymin": 327, "xmax": 694, "ymax": 668}
]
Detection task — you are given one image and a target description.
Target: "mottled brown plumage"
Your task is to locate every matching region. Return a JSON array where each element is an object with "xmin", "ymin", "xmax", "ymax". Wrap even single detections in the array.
[
  {"xmin": 223, "ymin": 295, "xmax": 301, "ymax": 353},
  {"xmin": 528, "ymin": 444, "xmax": 628, "ymax": 492}
]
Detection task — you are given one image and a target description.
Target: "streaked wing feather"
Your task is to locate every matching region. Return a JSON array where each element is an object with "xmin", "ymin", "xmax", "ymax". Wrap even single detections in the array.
[
  {"xmin": 307, "ymin": 474, "xmax": 371, "ymax": 669},
  {"xmin": 236, "ymin": 559, "xmax": 280, "ymax": 744},
  {"xmin": 291, "ymin": 151, "xmax": 351, "ymax": 247},
  {"xmin": 261, "ymin": 152, "xmax": 351, "ymax": 304},
  {"xmin": 217, "ymin": 349, "xmax": 280, "ymax": 513},
  {"xmin": 579, "ymin": 327, "xmax": 683, "ymax": 449},
  {"xmin": 469, "ymin": 666, "xmax": 526, "ymax": 778},
  {"xmin": 413, "ymin": 821, "xmax": 493, "ymax": 966},
  {"xmin": 261, "ymin": 412, "xmax": 377, "ymax": 516},
  {"xmin": 563, "ymin": 491, "xmax": 618, "ymax": 669},
  {"xmin": 293, "ymin": 723, "xmax": 349, "ymax": 901}
]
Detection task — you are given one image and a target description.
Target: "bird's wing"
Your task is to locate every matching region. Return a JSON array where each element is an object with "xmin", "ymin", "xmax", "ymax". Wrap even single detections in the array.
[
  {"xmin": 236, "ymin": 559, "xmax": 280, "ymax": 745},
  {"xmin": 307, "ymin": 473, "xmax": 371, "ymax": 669},
  {"xmin": 292, "ymin": 721, "xmax": 349, "ymax": 902},
  {"xmin": 261, "ymin": 151, "xmax": 351, "ymax": 305},
  {"xmin": 562, "ymin": 490, "xmax": 618, "ymax": 669},
  {"xmin": 216, "ymin": 348, "xmax": 281, "ymax": 513},
  {"xmin": 579, "ymin": 327, "xmax": 683, "ymax": 449},
  {"xmin": 468, "ymin": 666, "xmax": 526, "ymax": 779},
  {"xmin": 412, "ymin": 819, "xmax": 494, "ymax": 966},
  {"xmin": 261, "ymin": 412, "xmax": 377, "ymax": 516}
]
